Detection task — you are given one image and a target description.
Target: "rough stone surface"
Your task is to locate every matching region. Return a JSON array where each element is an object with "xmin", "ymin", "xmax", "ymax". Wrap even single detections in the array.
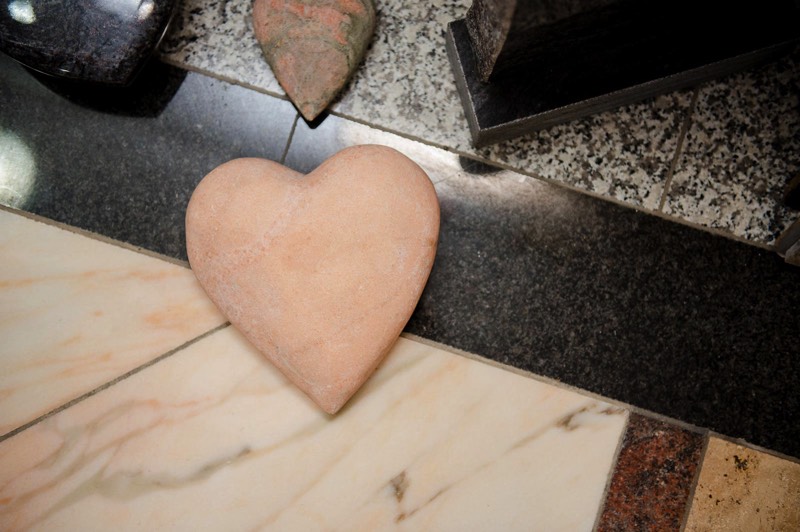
[
  {"xmin": 185, "ymin": 145, "xmax": 439, "ymax": 413},
  {"xmin": 686, "ymin": 438, "xmax": 800, "ymax": 531},
  {"xmin": 252, "ymin": 0, "xmax": 375, "ymax": 121},
  {"xmin": 596, "ymin": 413, "xmax": 704, "ymax": 531}
]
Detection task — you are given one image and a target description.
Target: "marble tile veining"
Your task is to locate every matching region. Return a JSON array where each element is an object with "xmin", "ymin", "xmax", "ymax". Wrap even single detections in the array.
[
  {"xmin": 0, "ymin": 329, "xmax": 627, "ymax": 531},
  {"xmin": 596, "ymin": 413, "xmax": 704, "ymax": 531},
  {"xmin": 0, "ymin": 209, "xmax": 225, "ymax": 437},
  {"xmin": 663, "ymin": 46, "xmax": 800, "ymax": 245},
  {"xmin": 685, "ymin": 437, "xmax": 800, "ymax": 531},
  {"xmin": 159, "ymin": 0, "xmax": 692, "ymax": 211}
]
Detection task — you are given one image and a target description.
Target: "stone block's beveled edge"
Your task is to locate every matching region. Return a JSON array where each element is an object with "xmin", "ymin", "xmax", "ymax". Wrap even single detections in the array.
[
  {"xmin": 445, "ymin": 23, "xmax": 482, "ymax": 147},
  {"xmin": 446, "ymin": 18, "xmax": 798, "ymax": 148}
]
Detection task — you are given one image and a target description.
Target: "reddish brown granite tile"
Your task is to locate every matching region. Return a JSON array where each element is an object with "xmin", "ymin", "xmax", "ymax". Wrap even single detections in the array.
[{"xmin": 596, "ymin": 413, "xmax": 705, "ymax": 531}]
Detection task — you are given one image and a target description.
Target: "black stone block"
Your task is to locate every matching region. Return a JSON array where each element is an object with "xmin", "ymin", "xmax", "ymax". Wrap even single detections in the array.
[
  {"xmin": 0, "ymin": 0, "xmax": 176, "ymax": 85},
  {"xmin": 447, "ymin": 2, "xmax": 800, "ymax": 147}
]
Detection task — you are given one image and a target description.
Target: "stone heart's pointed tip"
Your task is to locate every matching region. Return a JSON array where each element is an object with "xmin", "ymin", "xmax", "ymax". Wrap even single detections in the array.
[
  {"xmin": 320, "ymin": 400, "xmax": 346, "ymax": 416},
  {"xmin": 298, "ymin": 102, "xmax": 325, "ymax": 122},
  {"xmin": 253, "ymin": 0, "xmax": 375, "ymax": 126},
  {"xmin": 309, "ymin": 387, "xmax": 354, "ymax": 416}
]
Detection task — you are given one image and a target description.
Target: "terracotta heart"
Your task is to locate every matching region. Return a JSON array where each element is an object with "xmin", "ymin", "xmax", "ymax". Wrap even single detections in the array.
[
  {"xmin": 186, "ymin": 146, "xmax": 439, "ymax": 414},
  {"xmin": 252, "ymin": 0, "xmax": 375, "ymax": 121}
]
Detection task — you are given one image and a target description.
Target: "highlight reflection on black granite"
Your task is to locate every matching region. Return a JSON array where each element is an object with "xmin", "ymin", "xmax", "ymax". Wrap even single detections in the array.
[
  {"xmin": 0, "ymin": 0, "xmax": 175, "ymax": 84},
  {"xmin": 0, "ymin": 54, "xmax": 296, "ymax": 259},
  {"xmin": 286, "ymin": 114, "xmax": 800, "ymax": 459},
  {"xmin": 26, "ymin": 59, "xmax": 187, "ymax": 117}
]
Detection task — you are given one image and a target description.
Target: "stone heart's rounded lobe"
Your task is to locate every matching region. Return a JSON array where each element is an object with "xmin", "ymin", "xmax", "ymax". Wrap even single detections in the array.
[{"xmin": 186, "ymin": 146, "xmax": 439, "ymax": 414}]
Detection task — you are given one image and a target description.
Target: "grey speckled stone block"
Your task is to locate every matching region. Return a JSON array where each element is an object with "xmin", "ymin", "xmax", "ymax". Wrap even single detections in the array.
[
  {"xmin": 663, "ymin": 46, "xmax": 800, "ymax": 245},
  {"xmin": 476, "ymin": 90, "xmax": 694, "ymax": 210},
  {"xmin": 158, "ymin": 0, "xmax": 799, "ymax": 245},
  {"xmin": 158, "ymin": 0, "xmax": 691, "ymax": 212},
  {"xmin": 160, "ymin": 0, "xmax": 284, "ymax": 95}
]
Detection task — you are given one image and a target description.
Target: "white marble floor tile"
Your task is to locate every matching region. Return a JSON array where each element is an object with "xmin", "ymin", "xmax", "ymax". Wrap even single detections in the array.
[
  {"xmin": 0, "ymin": 329, "xmax": 627, "ymax": 531},
  {"xmin": 663, "ymin": 48, "xmax": 800, "ymax": 245},
  {"xmin": 0, "ymin": 210, "xmax": 225, "ymax": 436}
]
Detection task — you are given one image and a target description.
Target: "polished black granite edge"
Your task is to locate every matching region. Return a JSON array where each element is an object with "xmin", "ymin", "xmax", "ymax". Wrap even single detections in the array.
[
  {"xmin": 0, "ymin": 0, "xmax": 176, "ymax": 84},
  {"xmin": 3, "ymin": 53, "xmax": 799, "ymax": 459},
  {"xmin": 0, "ymin": 54, "xmax": 296, "ymax": 260}
]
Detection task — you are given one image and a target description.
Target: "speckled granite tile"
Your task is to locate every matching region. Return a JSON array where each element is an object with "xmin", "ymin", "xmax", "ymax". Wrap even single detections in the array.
[
  {"xmin": 340, "ymin": 0, "xmax": 692, "ymax": 210},
  {"xmin": 596, "ymin": 414, "xmax": 704, "ymax": 531},
  {"xmin": 0, "ymin": 53, "xmax": 295, "ymax": 260},
  {"xmin": 685, "ymin": 438, "xmax": 800, "ymax": 531},
  {"xmin": 477, "ymin": 91, "xmax": 694, "ymax": 210},
  {"xmin": 328, "ymin": 0, "xmax": 471, "ymax": 148},
  {"xmin": 158, "ymin": 0, "xmax": 691, "ymax": 211},
  {"xmin": 160, "ymin": 0, "xmax": 283, "ymax": 95},
  {"xmin": 663, "ymin": 46, "xmax": 800, "ymax": 245}
]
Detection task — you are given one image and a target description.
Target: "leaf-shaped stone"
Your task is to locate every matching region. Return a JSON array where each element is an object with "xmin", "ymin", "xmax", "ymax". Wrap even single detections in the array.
[{"xmin": 253, "ymin": 0, "xmax": 376, "ymax": 121}]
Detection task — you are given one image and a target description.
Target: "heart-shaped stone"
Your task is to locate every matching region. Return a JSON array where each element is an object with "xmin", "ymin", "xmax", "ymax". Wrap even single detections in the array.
[
  {"xmin": 186, "ymin": 146, "xmax": 439, "ymax": 414},
  {"xmin": 252, "ymin": 0, "xmax": 375, "ymax": 121}
]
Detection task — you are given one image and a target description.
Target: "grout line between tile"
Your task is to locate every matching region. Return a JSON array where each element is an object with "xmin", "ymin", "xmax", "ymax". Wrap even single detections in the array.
[
  {"xmin": 679, "ymin": 431, "xmax": 711, "ymax": 531},
  {"xmin": 280, "ymin": 114, "xmax": 299, "ymax": 165},
  {"xmin": 707, "ymin": 431, "xmax": 800, "ymax": 466},
  {"xmin": 157, "ymin": 57, "xmax": 776, "ymax": 250},
  {"xmin": 0, "ymin": 204, "xmax": 192, "ymax": 268},
  {"xmin": 403, "ymin": 333, "xmax": 634, "ymax": 411},
  {"xmin": 159, "ymin": 55, "xmax": 289, "ymax": 103},
  {"xmin": 453, "ymin": 153, "xmax": 775, "ymax": 250},
  {"xmin": 658, "ymin": 88, "xmax": 700, "ymax": 212},
  {"xmin": 333, "ymin": 106, "xmax": 777, "ymax": 251},
  {"xmin": 329, "ymin": 111, "xmax": 774, "ymax": 251},
  {"xmin": 0, "ymin": 208, "xmax": 778, "ymax": 452},
  {"xmin": 590, "ymin": 409, "xmax": 632, "ymax": 532},
  {"xmin": 0, "ymin": 323, "xmax": 230, "ymax": 444}
]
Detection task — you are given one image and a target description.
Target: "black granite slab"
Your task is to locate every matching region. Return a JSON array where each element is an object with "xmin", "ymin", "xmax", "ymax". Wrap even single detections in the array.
[
  {"xmin": 0, "ymin": 54, "xmax": 296, "ymax": 259},
  {"xmin": 0, "ymin": 0, "xmax": 176, "ymax": 84},
  {"xmin": 447, "ymin": 0, "xmax": 800, "ymax": 147},
  {"xmin": 285, "ymin": 114, "xmax": 800, "ymax": 459}
]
